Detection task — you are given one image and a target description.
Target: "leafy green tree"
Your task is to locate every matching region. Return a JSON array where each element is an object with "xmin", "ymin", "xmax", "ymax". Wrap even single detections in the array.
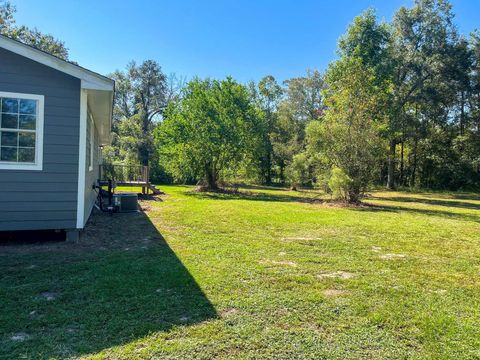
[
  {"xmin": 283, "ymin": 69, "xmax": 326, "ymax": 122},
  {"xmin": 156, "ymin": 77, "xmax": 259, "ymax": 190},
  {"xmin": 265, "ymin": 70, "xmax": 325, "ymax": 183},
  {"xmin": 255, "ymin": 75, "xmax": 283, "ymax": 183},
  {"xmin": 387, "ymin": 0, "xmax": 458, "ymax": 189},
  {"xmin": 338, "ymin": 8, "xmax": 391, "ymax": 76},
  {"xmin": 285, "ymin": 152, "xmax": 314, "ymax": 190},
  {"xmin": 110, "ymin": 60, "xmax": 168, "ymax": 166},
  {"xmin": 310, "ymin": 58, "xmax": 387, "ymax": 202},
  {"xmin": 470, "ymin": 31, "xmax": 480, "ymax": 135},
  {"xmin": 0, "ymin": 1, "xmax": 69, "ymax": 59},
  {"xmin": 335, "ymin": 8, "xmax": 393, "ymax": 188},
  {"xmin": 271, "ymin": 102, "xmax": 304, "ymax": 182}
]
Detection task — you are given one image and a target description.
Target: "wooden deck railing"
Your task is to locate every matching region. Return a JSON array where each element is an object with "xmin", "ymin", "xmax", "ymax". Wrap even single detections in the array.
[
  {"xmin": 98, "ymin": 164, "xmax": 162, "ymax": 195},
  {"xmin": 99, "ymin": 164, "xmax": 149, "ymax": 184}
]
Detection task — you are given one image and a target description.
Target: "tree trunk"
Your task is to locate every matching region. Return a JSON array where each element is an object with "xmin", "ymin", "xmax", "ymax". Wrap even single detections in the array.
[
  {"xmin": 411, "ymin": 137, "xmax": 418, "ymax": 188},
  {"xmin": 265, "ymin": 151, "xmax": 272, "ymax": 184},
  {"xmin": 279, "ymin": 159, "xmax": 285, "ymax": 184},
  {"xmin": 387, "ymin": 140, "xmax": 396, "ymax": 190},
  {"xmin": 347, "ymin": 184, "xmax": 362, "ymax": 204},
  {"xmin": 140, "ymin": 145, "xmax": 149, "ymax": 167},
  {"xmin": 400, "ymin": 140, "xmax": 404, "ymax": 186},
  {"xmin": 460, "ymin": 91, "xmax": 465, "ymax": 136},
  {"xmin": 205, "ymin": 163, "xmax": 218, "ymax": 190}
]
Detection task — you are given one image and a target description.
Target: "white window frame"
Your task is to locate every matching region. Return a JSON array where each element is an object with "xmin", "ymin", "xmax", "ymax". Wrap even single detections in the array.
[
  {"xmin": 88, "ymin": 113, "xmax": 94, "ymax": 172},
  {"xmin": 0, "ymin": 91, "xmax": 44, "ymax": 171}
]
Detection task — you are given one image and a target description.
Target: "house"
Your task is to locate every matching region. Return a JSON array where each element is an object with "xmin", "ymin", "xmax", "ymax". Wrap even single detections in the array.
[{"xmin": 0, "ymin": 34, "xmax": 114, "ymax": 241}]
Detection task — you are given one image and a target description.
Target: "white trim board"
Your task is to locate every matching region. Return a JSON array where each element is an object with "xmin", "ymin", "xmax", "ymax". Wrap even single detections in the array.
[
  {"xmin": 0, "ymin": 34, "xmax": 114, "ymax": 92},
  {"xmin": 88, "ymin": 112, "xmax": 94, "ymax": 172},
  {"xmin": 76, "ymin": 89, "xmax": 88, "ymax": 229}
]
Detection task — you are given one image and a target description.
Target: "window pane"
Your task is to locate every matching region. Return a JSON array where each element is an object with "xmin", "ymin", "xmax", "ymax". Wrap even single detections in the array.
[
  {"xmin": 1, "ymin": 146, "xmax": 17, "ymax": 161},
  {"xmin": 19, "ymin": 132, "xmax": 35, "ymax": 147},
  {"xmin": 1, "ymin": 113, "xmax": 18, "ymax": 128},
  {"xmin": 1, "ymin": 98, "xmax": 19, "ymax": 113},
  {"xmin": 19, "ymin": 115, "xmax": 36, "ymax": 130},
  {"xmin": 18, "ymin": 147, "xmax": 35, "ymax": 163},
  {"xmin": 19, "ymin": 99, "xmax": 37, "ymax": 115},
  {"xmin": 1, "ymin": 131, "xmax": 17, "ymax": 146}
]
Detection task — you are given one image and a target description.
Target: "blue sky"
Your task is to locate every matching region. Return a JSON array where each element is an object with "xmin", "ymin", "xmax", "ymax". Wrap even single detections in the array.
[{"xmin": 12, "ymin": 0, "xmax": 480, "ymax": 83}]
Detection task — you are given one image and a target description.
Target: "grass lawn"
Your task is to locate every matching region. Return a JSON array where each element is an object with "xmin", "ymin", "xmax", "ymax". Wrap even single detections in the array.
[{"xmin": 1, "ymin": 185, "xmax": 480, "ymax": 359}]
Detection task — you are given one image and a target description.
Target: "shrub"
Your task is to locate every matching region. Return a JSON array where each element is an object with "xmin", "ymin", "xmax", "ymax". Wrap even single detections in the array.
[
  {"xmin": 286, "ymin": 153, "xmax": 311, "ymax": 190},
  {"xmin": 328, "ymin": 167, "xmax": 353, "ymax": 201}
]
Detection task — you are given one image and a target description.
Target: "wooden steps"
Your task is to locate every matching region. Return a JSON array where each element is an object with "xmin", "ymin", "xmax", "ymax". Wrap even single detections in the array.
[{"xmin": 147, "ymin": 183, "xmax": 163, "ymax": 195}]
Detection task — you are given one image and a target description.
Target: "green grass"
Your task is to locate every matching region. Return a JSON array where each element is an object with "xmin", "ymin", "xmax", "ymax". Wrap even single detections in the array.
[{"xmin": 1, "ymin": 185, "xmax": 480, "ymax": 359}]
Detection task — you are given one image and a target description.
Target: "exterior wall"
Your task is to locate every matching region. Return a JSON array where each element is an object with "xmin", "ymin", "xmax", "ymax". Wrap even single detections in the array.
[
  {"xmin": 83, "ymin": 110, "xmax": 100, "ymax": 226},
  {"xmin": 0, "ymin": 47, "xmax": 80, "ymax": 231}
]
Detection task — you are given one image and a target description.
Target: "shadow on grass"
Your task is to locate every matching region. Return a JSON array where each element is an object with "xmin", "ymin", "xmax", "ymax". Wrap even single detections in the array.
[
  {"xmin": 369, "ymin": 196, "xmax": 480, "ymax": 211},
  {"xmin": 237, "ymin": 183, "xmax": 290, "ymax": 192},
  {"xmin": 0, "ymin": 209, "xmax": 217, "ymax": 358},
  {"xmin": 186, "ymin": 188, "xmax": 479, "ymax": 223},
  {"xmin": 185, "ymin": 188, "xmax": 320, "ymax": 203},
  {"xmin": 358, "ymin": 202, "xmax": 480, "ymax": 223}
]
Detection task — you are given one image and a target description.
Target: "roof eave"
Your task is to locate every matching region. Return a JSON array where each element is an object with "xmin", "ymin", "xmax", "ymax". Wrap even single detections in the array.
[{"xmin": 0, "ymin": 34, "xmax": 114, "ymax": 92}]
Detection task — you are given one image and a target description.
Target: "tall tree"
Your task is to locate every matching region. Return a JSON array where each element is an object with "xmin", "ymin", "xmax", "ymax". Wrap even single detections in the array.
[
  {"xmin": 110, "ymin": 60, "xmax": 168, "ymax": 166},
  {"xmin": 156, "ymin": 77, "xmax": 259, "ymax": 190},
  {"xmin": 0, "ymin": 1, "xmax": 69, "ymax": 59},
  {"xmin": 271, "ymin": 102, "xmax": 304, "ymax": 182},
  {"xmin": 312, "ymin": 58, "xmax": 387, "ymax": 202},
  {"xmin": 256, "ymin": 75, "xmax": 283, "ymax": 183},
  {"xmin": 283, "ymin": 69, "xmax": 326, "ymax": 122},
  {"xmin": 387, "ymin": 0, "xmax": 458, "ymax": 189}
]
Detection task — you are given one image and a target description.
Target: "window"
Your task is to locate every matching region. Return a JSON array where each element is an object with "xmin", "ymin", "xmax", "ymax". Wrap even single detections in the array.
[{"xmin": 0, "ymin": 92, "xmax": 44, "ymax": 170}]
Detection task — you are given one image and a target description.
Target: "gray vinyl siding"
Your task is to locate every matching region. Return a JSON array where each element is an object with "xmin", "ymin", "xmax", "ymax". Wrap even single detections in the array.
[{"xmin": 0, "ymin": 47, "xmax": 80, "ymax": 231}]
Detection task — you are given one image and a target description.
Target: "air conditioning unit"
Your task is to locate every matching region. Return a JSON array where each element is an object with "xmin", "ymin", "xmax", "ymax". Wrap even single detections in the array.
[{"xmin": 113, "ymin": 193, "xmax": 138, "ymax": 213}]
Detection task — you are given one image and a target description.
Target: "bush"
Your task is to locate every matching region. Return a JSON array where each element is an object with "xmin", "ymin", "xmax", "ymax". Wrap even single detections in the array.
[
  {"xmin": 286, "ymin": 153, "xmax": 311, "ymax": 189},
  {"xmin": 328, "ymin": 167, "xmax": 353, "ymax": 201}
]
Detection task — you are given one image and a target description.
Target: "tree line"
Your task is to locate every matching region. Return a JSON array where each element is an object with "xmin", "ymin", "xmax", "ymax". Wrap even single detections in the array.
[
  {"xmin": 2, "ymin": 0, "xmax": 479, "ymax": 202},
  {"xmin": 108, "ymin": 0, "xmax": 479, "ymax": 201}
]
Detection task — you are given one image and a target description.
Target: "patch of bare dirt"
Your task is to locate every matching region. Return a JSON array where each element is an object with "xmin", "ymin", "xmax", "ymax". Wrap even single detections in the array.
[
  {"xmin": 179, "ymin": 316, "xmax": 190, "ymax": 323},
  {"xmin": 10, "ymin": 333, "xmax": 30, "ymax": 342},
  {"xmin": 282, "ymin": 236, "xmax": 322, "ymax": 241},
  {"xmin": 309, "ymin": 199, "xmax": 377, "ymax": 208},
  {"xmin": 323, "ymin": 289, "xmax": 349, "ymax": 297},
  {"xmin": 317, "ymin": 271, "xmax": 356, "ymax": 280},
  {"xmin": 65, "ymin": 325, "xmax": 82, "ymax": 334},
  {"xmin": 38, "ymin": 291, "xmax": 60, "ymax": 301},
  {"xmin": 260, "ymin": 259, "xmax": 297, "ymax": 267},
  {"xmin": 137, "ymin": 195, "xmax": 163, "ymax": 212},
  {"xmin": 0, "ymin": 196, "xmax": 166, "ymax": 255},
  {"xmin": 306, "ymin": 323, "xmax": 325, "ymax": 333},
  {"xmin": 221, "ymin": 308, "xmax": 240, "ymax": 317},
  {"xmin": 193, "ymin": 185, "xmax": 241, "ymax": 194},
  {"xmin": 431, "ymin": 289, "xmax": 448, "ymax": 295},
  {"xmin": 78, "ymin": 207, "xmax": 165, "ymax": 250},
  {"xmin": 380, "ymin": 253, "xmax": 407, "ymax": 260}
]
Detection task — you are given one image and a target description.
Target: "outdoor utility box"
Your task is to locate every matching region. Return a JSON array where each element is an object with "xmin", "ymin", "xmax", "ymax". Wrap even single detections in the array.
[{"xmin": 113, "ymin": 193, "xmax": 138, "ymax": 213}]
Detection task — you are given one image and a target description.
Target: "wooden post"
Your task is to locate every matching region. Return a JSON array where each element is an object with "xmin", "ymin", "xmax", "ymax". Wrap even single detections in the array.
[{"xmin": 66, "ymin": 229, "xmax": 80, "ymax": 242}]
